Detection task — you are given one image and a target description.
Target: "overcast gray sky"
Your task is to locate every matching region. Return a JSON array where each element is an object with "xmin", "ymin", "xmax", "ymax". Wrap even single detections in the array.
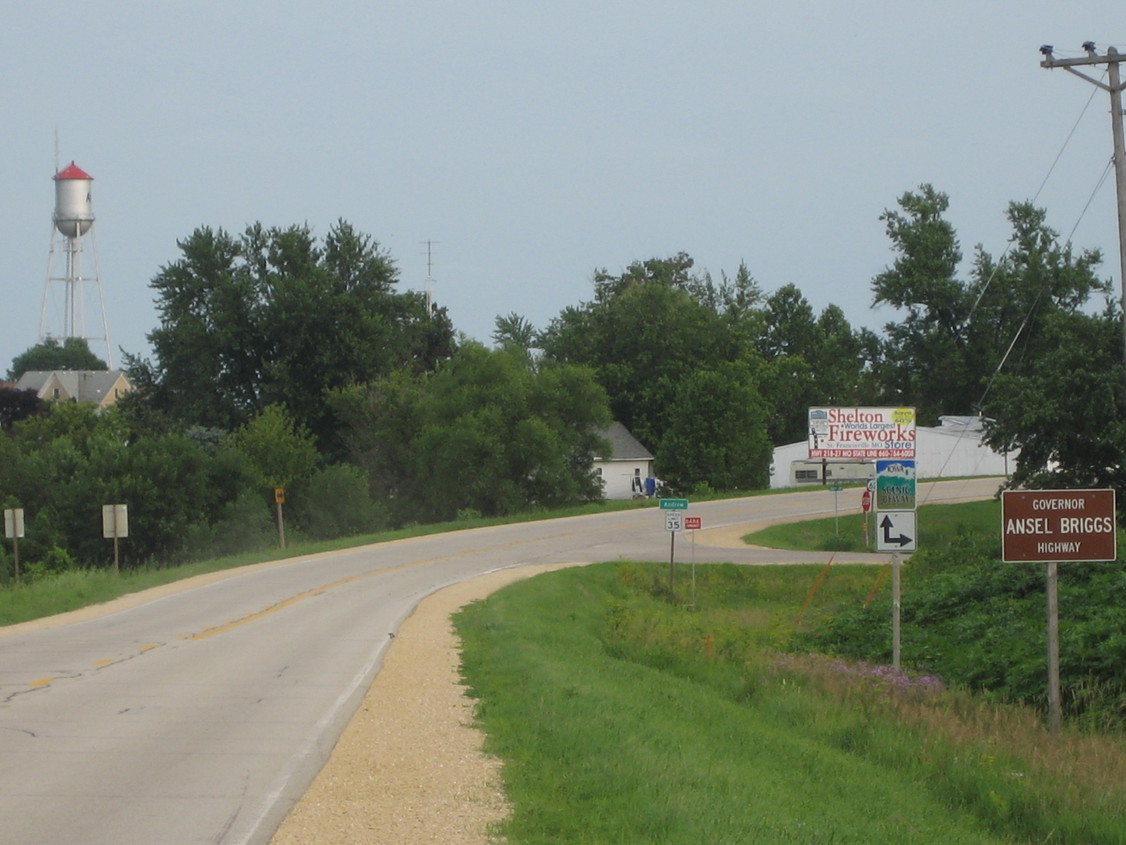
[{"xmin": 2, "ymin": 2, "xmax": 1124, "ymax": 372}]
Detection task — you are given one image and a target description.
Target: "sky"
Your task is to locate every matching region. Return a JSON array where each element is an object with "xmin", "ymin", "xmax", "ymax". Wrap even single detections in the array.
[{"xmin": 2, "ymin": 2, "xmax": 1125, "ymax": 373}]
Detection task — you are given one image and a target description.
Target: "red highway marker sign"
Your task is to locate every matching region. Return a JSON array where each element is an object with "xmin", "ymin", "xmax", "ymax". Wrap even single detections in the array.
[
  {"xmin": 684, "ymin": 516, "xmax": 702, "ymax": 531},
  {"xmin": 1001, "ymin": 489, "xmax": 1117, "ymax": 562}
]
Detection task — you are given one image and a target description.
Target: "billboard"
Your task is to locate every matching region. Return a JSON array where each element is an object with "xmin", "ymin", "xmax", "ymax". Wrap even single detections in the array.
[{"xmin": 808, "ymin": 407, "xmax": 916, "ymax": 459}]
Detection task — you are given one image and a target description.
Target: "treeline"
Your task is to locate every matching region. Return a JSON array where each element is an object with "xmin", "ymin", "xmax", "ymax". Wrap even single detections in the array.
[{"xmin": 2, "ymin": 185, "xmax": 1123, "ymax": 577}]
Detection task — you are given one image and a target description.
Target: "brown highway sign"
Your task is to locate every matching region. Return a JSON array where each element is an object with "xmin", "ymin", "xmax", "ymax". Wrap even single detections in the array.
[{"xmin": 1001, "ymin": 489, "xmax": 1117, "ymax": 562}]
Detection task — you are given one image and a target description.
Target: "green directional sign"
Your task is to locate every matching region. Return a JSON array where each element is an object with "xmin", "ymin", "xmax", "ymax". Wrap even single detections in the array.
[{"xmin": 659, "ymin": 498, "xmax": 689, "ymax": 510}]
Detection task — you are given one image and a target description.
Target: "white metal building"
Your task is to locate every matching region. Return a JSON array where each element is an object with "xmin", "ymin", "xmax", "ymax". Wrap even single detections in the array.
[{"xmin": 769, "ymin": 416, "xmax": 1013, "ymax": 489}]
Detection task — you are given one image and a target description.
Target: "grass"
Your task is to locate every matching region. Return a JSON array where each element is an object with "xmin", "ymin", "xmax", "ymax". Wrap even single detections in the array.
[
  {"xmin": 745, "ymin": 499, "xmax": 1002, "ymax": 553},
  {"xmin": 456, "ymin": 561, "xmax": 1126, "ymax": 844}
]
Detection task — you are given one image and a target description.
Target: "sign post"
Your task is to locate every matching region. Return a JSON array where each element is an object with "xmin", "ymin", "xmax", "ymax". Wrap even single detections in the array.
[
  {"xmin": 685, "ymin": 516, "xmax": 702, "ymax": 610},
  {"xmin": 4, "ymin": 508, "xmax": 24, "ymax": 585},
  {"xmin": 861, "ymin": 489, "xmax": 871, "ymax": 549},
  {"xmin": 275, "ymin": 488, "xmax": 287, "ymax": 549},
  {"xmin": 660, "ymin": 499, "xmax": 689, "ymax": 592},
  {"xmin": 812, "ymin": 412, "xmax": 919, "ymax": 672},
  {"xmin": 1002, "ymin": 489, "xmax": 1117, "ymax": 733}
]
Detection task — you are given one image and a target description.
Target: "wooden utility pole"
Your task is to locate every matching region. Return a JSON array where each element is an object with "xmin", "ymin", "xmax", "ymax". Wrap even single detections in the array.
[{"xmin": 1040, "ymin": 42, "xmax": 1126, "ymax": 362}]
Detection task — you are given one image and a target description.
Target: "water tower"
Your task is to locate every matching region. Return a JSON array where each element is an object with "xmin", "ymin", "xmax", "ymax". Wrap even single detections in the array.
[{"xmin": 38, "ymin": 161, "xmax": 113, "ymax": 366}]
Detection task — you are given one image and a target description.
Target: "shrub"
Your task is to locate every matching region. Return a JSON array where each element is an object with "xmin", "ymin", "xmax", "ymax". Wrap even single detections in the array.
[
  {"xmin": 175, "ymin": 491, "xmax": 276, "ymax": 562},
  {"xmin": 24, "ymin": 545, "xmax": 76, "ymax": 582},
  {"xmin": 290, "ymin": 464, "xmax": 380, "ymax": 540}
]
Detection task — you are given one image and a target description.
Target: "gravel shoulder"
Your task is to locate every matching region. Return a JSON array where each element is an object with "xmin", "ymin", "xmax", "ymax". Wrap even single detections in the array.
[{"xmin": 268, "ymin": 562, "xmax": 582, "ymax": 845}]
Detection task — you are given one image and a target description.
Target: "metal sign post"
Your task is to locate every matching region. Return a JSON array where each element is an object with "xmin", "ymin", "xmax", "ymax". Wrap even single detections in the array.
[
  {"xmin": 4, "ymin": 508, "xmax": 25, "ymax": 585},
  {"xmin": 660, "ymin": 499, "xmax": 688, "ymax": 593},
  {"xmin": 830, "ymin": 482, "xmax": 842, "ymax": 534},
  {"xmin": 891, "ymin": 553, "xmax": 901, "ymax": 671},
  {"xmin": 664, "ymin": 510, "xmax": 683, "ymax": 591},
  {"xmin": 274, "ymin": 488, "xmax": 287, "ymax": 549},
  {"xmin": 685, "ymin": 516, "xmax": 702, "ymax": 610},
  {"xmin": 861, "ymin": 489, "xmax": 871, "ymax": 549}
]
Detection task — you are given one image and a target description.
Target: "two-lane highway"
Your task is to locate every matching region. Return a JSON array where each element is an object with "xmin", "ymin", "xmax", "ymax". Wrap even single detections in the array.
[{"xmin": 0, "ymin": 478, "xmax": 1000, "ymax": 844}]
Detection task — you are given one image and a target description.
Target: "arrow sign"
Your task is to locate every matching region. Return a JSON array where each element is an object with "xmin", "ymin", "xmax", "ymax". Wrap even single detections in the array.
[{"xmin": 877, "ymin": 511, "xmax": 916, "ymax": 552}]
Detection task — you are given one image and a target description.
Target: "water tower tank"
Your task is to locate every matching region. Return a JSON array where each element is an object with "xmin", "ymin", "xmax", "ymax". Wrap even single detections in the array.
[{"xmin": 53, "ymin": 161, "xmax": 94, "ymax": 238}]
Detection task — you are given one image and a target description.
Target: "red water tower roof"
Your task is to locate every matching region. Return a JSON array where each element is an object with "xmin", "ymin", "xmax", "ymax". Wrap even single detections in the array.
[{"xmin": 54, "ymin": 161, "xmax": 93, "ymax": 180}]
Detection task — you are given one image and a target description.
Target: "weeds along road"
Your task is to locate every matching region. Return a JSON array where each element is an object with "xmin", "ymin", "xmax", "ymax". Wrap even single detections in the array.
[{"xmin": 0, "ymin": 477, "xmax": 1001, "ymax": 845}]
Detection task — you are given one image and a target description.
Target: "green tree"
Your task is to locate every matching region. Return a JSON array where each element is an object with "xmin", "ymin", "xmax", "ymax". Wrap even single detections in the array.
[
  {"xmin": 131, "ymin": 221, "xmax": 455, "ymax": 452},
  {"xmin": 871, "ymin": 187, "xmax": 1110, "ymax": 427},
  {"xmin": 492, "ymin": 312, "xmax": 538, "ymax": 353},
  {"xmin": 871, "ymin": 185, "xmax": 972, "ymax": 423},
  {"xmin": 408, "ymin": 345, "xmax": 610, "ymax": 520},
  {"xmin": 289, "ymin": 463, "xmax": 379, "ymax": 539},
  {"xmin": 229, "ymin": 404, "xmax": 319, "ymax": 492},
  {"xmin": 9, "ymin": 403, "xmax": 248, "ymax": 568},
  {"xmin": 540, "ymin": 255, "xmax": 736, "ymax": 450},
  {"xmin": 8, "ymin": 337, "xmax": 107, "ymax": 380},
  {"xmin": 0, "ymin": 387, "xmax": 47, "ymax": 432},
  {"xmin": 981, "ymin": 308, "xmax": 1126, "ymax": 490},
  {"xmin": 337, "ymin": 345, "xmax": 611, "ymax": 524},
  {"xmin": 749, "ymin": 287, "xmax": 874, "ymax": 444},
  {"xmin": 327, "ymin": 372, "xmax": 424, "ymax": 512},
  {"xmin": 655, "ymin": 361, "xmax": 772, "ymax": 491}
]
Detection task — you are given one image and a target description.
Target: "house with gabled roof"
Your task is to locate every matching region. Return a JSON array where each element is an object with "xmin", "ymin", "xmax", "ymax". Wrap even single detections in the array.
[
  {"xmin": 14, "ymin": 370, "xmax": 134, "ymax": 411},
  {"xmin": 592, "ymin": 422, "xmax": 656, "ymax": 499}
]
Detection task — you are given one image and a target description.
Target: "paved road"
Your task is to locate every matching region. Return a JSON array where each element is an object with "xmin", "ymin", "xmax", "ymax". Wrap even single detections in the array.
[{"xmin": 0, "ymin": 478, "xmax": 1001, "ymax": 845}]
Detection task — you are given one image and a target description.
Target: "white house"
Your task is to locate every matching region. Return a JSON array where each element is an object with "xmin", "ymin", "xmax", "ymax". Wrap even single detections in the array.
[
  {"xmin": 592, "ymin": 422, "xmax": 655, "ymax": 499},
  {"xmin": 769, "ymin": 416, "xmax": 1013, "ymax": 489}
]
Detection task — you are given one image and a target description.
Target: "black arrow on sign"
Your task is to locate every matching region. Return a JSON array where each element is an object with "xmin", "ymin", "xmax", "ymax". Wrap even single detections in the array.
[{"xmin": 880, "ymin": 515, "xmax": 913, "ymax": 547}]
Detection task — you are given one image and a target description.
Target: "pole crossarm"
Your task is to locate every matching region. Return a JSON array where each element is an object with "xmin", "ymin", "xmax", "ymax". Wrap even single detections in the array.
[{"xmin": 1040, "ymin": 44, "xmax": 1126, "ymax": 93}]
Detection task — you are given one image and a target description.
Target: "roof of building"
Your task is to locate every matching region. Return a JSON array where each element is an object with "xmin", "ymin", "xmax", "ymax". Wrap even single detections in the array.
[
  {"xmin": 54, "ymin": 161, "xmax": 93, "ymax": 180},
  {"xmin": 15, "ymin": 370, "xmax": 130, "ymax": 403},
  {"xmin": 597, "ymin": 421, "xmax": 654, "ymax": 461}
]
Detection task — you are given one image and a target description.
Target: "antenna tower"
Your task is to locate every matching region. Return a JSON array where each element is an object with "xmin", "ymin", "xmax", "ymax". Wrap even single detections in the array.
[{"xmin": 421, "ymin": 239, "xmax": 439, "ymax": 317}]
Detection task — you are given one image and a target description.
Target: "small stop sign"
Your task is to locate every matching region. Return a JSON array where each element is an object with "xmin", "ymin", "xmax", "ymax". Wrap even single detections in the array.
[{"xmin": 861, "ymin": 490, "xmax": 872, "ymax": 512}]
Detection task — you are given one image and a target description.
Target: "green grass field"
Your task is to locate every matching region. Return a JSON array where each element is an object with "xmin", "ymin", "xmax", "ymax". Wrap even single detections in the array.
[
  {"xmin": 456, "ymin": 561, "xmax": 1126, "ymax": 844},
  {"xmin": 744, "ymin": 498, "xmax": 1002, "ymax": 553}
]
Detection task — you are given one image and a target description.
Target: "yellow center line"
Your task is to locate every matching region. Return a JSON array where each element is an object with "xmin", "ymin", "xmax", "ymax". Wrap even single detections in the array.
[
  {"xmin": 20, "ymin": 525, "xmax": 606, "ymax": 686},
  {"xmin": 183, "ymin": 531, "xmax": 569, "ymax": 641}
]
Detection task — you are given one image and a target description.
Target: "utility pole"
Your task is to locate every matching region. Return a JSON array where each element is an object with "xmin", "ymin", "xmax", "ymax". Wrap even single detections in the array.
[{"xmin": 1040, "ymin": 42, "xmax": 1126, "ymax": 363}]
